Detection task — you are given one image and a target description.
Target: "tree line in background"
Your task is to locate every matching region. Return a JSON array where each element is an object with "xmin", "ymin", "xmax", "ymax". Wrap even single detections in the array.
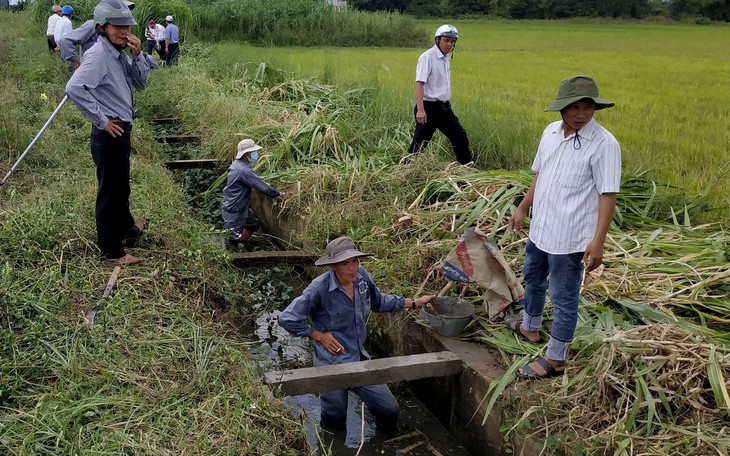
[{"xmin": 351, "ymin": 0, "xmax": 729, "ymax": 21}]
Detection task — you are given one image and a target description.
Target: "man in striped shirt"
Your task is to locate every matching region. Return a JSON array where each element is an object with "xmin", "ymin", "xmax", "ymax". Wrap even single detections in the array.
[
  {"xmin": 507, "ymin": 75, "xmax": 621, "ymax": 379},
  {"xmin": 65, "ymin": 0, "xmax": 149, "ymax": 265}
]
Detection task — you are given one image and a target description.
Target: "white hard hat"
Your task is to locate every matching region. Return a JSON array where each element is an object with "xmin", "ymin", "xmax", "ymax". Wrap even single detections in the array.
[{"xmin": 435, "ymin": 24, "xmax": 459, "ymax": 40}]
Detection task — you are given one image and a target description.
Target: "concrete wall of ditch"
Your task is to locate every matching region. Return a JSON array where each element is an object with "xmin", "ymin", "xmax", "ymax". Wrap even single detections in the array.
[{"xmin": 251, "ymin": 195, "xmax": 551, "ymax": 456}]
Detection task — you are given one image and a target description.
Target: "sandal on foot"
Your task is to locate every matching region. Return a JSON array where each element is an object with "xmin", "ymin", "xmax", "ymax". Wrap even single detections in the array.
[
  {"xmin": 518, "ymin": 356, "xmax": 564, "ymax": 380},
  {"xmin": 505, "ymin": 317, "xmax": 541, "ymax": 344}
]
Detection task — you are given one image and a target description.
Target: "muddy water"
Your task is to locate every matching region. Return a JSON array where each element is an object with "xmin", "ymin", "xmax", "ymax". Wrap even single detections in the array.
[{"xmin": 248, "ymin": 276, "xmax": 471, "ymax": 456}]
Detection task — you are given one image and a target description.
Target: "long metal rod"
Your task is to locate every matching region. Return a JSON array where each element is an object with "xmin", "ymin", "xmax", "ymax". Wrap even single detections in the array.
[{"xmin": 1, "ymin": 95, "xmax": 69, "ymax": 185}]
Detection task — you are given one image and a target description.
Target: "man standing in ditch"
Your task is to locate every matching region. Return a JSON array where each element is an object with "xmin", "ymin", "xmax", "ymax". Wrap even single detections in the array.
[
  {"xmin": 407, "ymin": 24, "xmax": 471, "ymax": 165},
  {"xmin": 65, "ymin": 0, "xmax": 149, "ymax": 265},
  {"xmin": 506, "ymin": 75, "xmax": 621, "ymax": 379},
  {"xmin": 164, "ymin": 15, "xmax": 179, "ymax": 65},
  {"xmin": 278, "ymin": 236, "xmax": 434, "ymax": 434}
]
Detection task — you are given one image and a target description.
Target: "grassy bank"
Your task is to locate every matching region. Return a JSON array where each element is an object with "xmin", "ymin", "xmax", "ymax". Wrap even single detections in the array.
[{"xmin": 0, "ymin": 11, "xmax": 308, "ymax": 454}]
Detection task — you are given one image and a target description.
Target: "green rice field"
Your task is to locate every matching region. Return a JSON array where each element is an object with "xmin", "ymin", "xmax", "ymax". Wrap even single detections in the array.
[{"xmin": 211, "ymin": 20, "xmax": 730, "ymax": 214}]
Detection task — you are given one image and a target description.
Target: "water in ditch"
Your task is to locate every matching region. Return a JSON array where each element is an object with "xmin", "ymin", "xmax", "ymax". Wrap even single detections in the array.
[{"xmin": 155, "ymin": 119, "xmax": 471, "ymax": 456}]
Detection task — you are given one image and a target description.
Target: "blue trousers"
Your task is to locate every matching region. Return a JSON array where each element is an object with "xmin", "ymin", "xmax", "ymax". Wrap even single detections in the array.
[
  {"xmin": 519, "ymin": 239, "xmax": 584, "ymax": 361},
  {"xmin": 320, "ymin": 384, "xmax": 399, "ymax": 431}
]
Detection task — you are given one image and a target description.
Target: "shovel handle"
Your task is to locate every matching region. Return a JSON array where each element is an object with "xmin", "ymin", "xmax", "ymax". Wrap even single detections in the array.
[{"xmin": 102, "ymin": 266, "xmax": 122, "ymax": 299}]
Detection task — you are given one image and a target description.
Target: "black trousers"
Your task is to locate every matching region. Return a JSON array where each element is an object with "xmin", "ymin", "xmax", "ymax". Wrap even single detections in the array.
[
  {"xmin": 166, "ymin": 42, "xmax": 179, "ymax": 65},
  {"xmin": 408, "ymin": 100, "xmax": 471, "ymax": 165},
  {"xmin": 90, "ymin": 125, "xmax": 140, "ymax": 259}
]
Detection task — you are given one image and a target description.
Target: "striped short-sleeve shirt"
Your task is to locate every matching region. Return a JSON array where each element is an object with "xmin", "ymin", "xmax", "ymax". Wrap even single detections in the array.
[{"xmin": 529, "ymin": 118, "xmax": 621, "ymax": 255}]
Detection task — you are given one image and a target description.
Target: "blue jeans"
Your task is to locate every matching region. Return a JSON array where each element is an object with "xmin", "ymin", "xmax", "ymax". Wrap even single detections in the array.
[
  {"xmin": 519, "ymin": 239, "xmax": 584, "ymax": 361},
  {"xmin": 320, "ymin": 384, "xmax": 399, "ymax": 432}
]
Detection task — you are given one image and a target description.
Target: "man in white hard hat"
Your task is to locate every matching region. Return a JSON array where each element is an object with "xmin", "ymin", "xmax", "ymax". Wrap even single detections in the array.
[
  {"xmin": 407, "ymin": 24, "xmax": 471, "ymax": 165},
  {"xmin": 65, "ymin": 0, "xmax": 150, "ymax": 265},
  {"xmin": 221, "ymin": 139, "xmax": 281, "ymax": 248}
]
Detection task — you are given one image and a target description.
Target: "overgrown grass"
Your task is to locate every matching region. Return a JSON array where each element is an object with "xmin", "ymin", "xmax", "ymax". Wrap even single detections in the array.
[{"xmin": 191, "ymin": 0, "xmax": 427, "ymax": 46}]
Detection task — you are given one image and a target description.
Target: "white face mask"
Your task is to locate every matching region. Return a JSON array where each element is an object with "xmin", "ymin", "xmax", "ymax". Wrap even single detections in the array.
[{"xmin": 249, "ymin": 151, "xmax": 259, "ymax": 163}]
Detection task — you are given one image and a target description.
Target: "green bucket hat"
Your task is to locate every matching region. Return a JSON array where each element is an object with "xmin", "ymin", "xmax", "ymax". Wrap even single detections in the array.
[{"xmin": 545, "ymin": 75, "xmax": 615, "ymax": 112}]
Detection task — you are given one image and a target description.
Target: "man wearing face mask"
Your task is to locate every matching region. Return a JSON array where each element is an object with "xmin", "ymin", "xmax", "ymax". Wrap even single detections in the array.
[
  {"xmin": 65, "ymin": 0, "xmax": 150, "ymax": 265},
  {"xmin": 407, "ymin": 24, "xmax": 471, "ymax": 165},
  {"xmin": 221, "ymin": 139, "xmax": 282, "ymax": 248}
]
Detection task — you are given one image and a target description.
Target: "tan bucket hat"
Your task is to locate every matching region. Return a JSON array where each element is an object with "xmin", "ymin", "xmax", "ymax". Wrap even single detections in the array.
[{"xmin": 315, "ymin": 236, "xmax": 373, "ymax": 266}]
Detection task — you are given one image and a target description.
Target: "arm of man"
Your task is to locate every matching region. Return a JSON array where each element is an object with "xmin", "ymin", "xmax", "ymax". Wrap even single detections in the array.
[
  {"xmin": 582, "ymin": 192, "xmax": 617, "ymax": 272},
  {"xmin": 125, "ymin": 34, "xmax": 150, "ymax": 89},
  {"xmin": 415, "ymin": 81, "xmax": 426, "ymax": 124},
  {"xmin": 245, "ymin": 170, "xmax": 281, "ymax": 198},
  {"xmin": 65, "ymin": 54, "xmax": 110, "ymax": 132},
  {"xmin": 508, "ymin": 173, "xmax": 538, "ymax": 233},
  {"xmin": 59, "ymin": 21, "xmax": 95, "ymax": 67}
]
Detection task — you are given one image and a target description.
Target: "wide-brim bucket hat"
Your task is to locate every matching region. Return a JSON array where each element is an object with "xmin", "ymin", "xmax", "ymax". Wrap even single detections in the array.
[
  {"xmin": 315, "ymin": 236, "xmax": 373, "ymax": 266},
  {"xmin": 545, "ymin": 75, "xmax": 615, "ymax": 112},
  {"xmin": 235, "ymin": 138, "xmax": 263, "ymax": 159}
]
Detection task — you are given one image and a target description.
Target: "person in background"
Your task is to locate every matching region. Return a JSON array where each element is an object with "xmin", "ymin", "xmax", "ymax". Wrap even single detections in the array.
[
  {"xmin": 221, "ymin": 139, "xmax": 281, "ymax": 248},
  {"xmin": 59, "ymin": 0, "xmax": 135, "ymax": 70},
  {"xmin": 407, "ymin": 24, "xmax": 471, "ymax": 165},
  {"xmin": 65, "ymin": 0, "xmax": 150, "ymax": 265},
  {"xmin": 163, "ymin": 15, "xmax": 179, "ymax": 65},
  {"xmin": 506, "ymin": 75, "xmax": 621, "ymax": 379},
  {"xmin": 143, "ymin": 51, "xmax": 159, "ymax": 69},
  {"xmin": 46, "ymin": 5, "xmax": 63, "ymax": 52},
  {"xmin": 53, "ymin": 5, "xmax": 74, "ymax": 51},
  {"xmin": 278, "ymin": 236, "xmax": 435, "ymax": 434},
  {"xmin": 145, "ymin": 20, "xmax": 166, "ymax": 62}
]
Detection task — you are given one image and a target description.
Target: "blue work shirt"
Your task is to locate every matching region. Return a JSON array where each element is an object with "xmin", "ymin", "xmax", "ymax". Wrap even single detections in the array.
[
  {"xmin": 59, "ymin": 19, "xmax": 96, "ymax": 64},
  {"xmin": 164, "ymin": 23, "xmax": 179, "ymax": 43},
  {"xmin": 221, "ymin": 159, "xmax": 280, "ymax": 216},
  {"xmin": 278, "ymin": 267, "xmax": 406, "ymax": 366},
  {"xmin": 65, "ymin": 36, "xmax": 149, "ymax": 130}
]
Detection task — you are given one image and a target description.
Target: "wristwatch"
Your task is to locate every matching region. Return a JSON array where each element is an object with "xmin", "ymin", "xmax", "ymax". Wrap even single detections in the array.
[{"xmin": 411, "ymin": 298, "xmax": 418, "ymax": 309}]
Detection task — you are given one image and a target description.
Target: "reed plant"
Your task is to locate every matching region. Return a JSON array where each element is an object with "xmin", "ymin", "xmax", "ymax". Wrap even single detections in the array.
[{"xmin": 191, "ymin": 0, "xmax": 427, "ymax": 46}]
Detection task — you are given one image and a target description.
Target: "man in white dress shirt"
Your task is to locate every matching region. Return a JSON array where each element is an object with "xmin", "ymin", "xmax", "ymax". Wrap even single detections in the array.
[
  {"xmin": 507, "ymin": 75, "xmax": 621, "ymax": 380},
  {"xmin": 407, "ymin": 24, "xmax": 471, "ymax": 165}
]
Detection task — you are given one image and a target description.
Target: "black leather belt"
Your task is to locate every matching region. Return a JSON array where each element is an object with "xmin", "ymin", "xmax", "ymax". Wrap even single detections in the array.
[{"xmin": 425, "ymin": 100, "xmax": 451, "ymax": 107}]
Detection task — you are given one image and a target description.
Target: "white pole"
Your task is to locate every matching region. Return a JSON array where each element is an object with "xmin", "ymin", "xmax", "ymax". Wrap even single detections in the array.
[{"xmin": 1, "ymin": 95, "xmax": 69, "ymax": 185}]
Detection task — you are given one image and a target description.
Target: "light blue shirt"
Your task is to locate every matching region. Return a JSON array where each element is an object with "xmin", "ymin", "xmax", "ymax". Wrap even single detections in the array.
[
  {"xmin": 164, "ymin": 23, "xmax": 179, "ymax": 43},
  {"xmin": 278, "ymin": 267, "xmax": 405, "ymax": 366},
  {"xmin": 59, "ymin": 19, "xmax": 96, "ymax": 63},
  {"xmin": 65, "ymin": 37, "xmax": 149, "ymax": 130},
  {"xmin": 221, "ymin": 159, "xmax": 280, "ymax": 215}
]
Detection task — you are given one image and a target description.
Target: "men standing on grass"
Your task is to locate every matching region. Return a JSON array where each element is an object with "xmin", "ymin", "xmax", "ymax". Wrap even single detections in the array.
[
  {"xmin": 65, "ymin": 0, "xmax": 150, "ymax": 265},
  {"xmin": 53, "ymin": 5, "xmax": 74, "ymax": 51},
  {"xmin": 59, "ymin": 0, "xmax": 136, "ymax": 70},
  {"xmin": 221, "ymin": 139, "xmax": 281, "ymax": 249},
  {"xmin": 506, "ymin": 75, "xmax": 621, "ymax": 379},
  {"xmin": 407, "ymin": 24, "xmax": 471, "ymax": 165},
  {"xmin": 46, "ymin": 5, "xmax": 63, "ymax": 52},
  {"xmin": 164, "ymin": 15, "xmax": 179, "ymax": 65},
  {"xmin": 278, "ymin": 236, "xmax": 434, "ymax": 434},
  {"xmin": 145, "ymin": 20, "xmax": 166, "ymax": 62}
]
